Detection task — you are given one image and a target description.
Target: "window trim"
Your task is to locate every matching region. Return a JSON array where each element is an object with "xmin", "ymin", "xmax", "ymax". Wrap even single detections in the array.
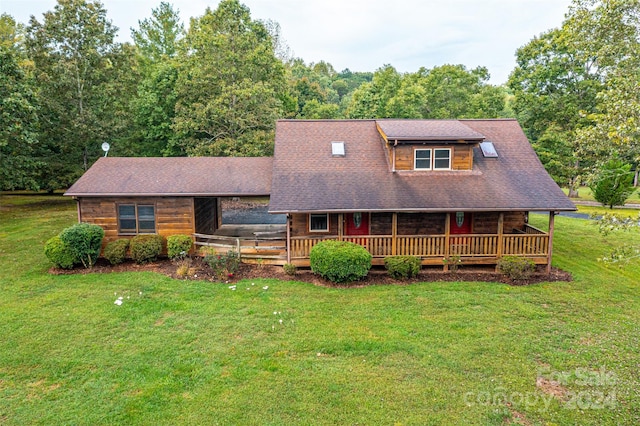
[
  {"xmin": 117, "ymin": 203, "xmax": 157, "ymax": 235},
  {"xmin": 414, "ymin": 149, "xmax": 432, "ymax": 170},
  {"xmin": 413, "ymin": 147, "xmax": 452, "ymax": 170},
  {"xmin": 309, "ymin": 213, "xmax": 329, "ymax": 233},
  {"xmin": 433, "ymin": 148, "xmax": 452, "ymax": 170}
]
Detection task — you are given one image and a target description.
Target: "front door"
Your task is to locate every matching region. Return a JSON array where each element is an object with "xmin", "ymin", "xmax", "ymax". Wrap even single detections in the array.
[
  {"xmin": 450, "ymin": 212, "xmax": 471, "ymax": 234},
  {"xmin": 345, "ymin": 212, "xmax": 369, "ymax": 236}
]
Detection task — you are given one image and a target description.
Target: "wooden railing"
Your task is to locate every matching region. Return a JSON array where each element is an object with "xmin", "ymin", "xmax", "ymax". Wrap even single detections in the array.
[
  {"xmin": 502, "ymin": 234, "xmax": 548, "ymax": 256},
  {"xmin": 194, "ymin": 233, "xmax": 286, "ymax": 260},
  {"xmin": 290, "ymin": 233, "xmax": 548, "ymax": 260}
]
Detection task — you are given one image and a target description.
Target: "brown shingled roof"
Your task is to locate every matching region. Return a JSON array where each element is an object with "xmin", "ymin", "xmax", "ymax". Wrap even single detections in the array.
[
  {"xmin": 268, "ymin": 119, "xmax": 576, "ymax": 213},
  {"xmin": 65, "ymin": 157, "xmax": 272, "ymax": 197},
  {"xmin": 377, "ymin": 119, "xmax": 485, "ymax": 141}
]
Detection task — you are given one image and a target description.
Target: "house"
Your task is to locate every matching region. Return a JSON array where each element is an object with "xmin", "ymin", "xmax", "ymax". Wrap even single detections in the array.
[{"xmin": 65, "ymin": 119, "xmax": 576, "ymax": 271}]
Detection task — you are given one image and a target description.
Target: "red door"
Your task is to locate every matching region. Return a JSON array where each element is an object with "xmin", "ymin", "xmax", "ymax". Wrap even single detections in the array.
[
  {"xmin": 450, "ymin": 212, "xmax": 471, "ymax": 234},
  {"xmin": 345, "ymin": 212, "xmax": 369, "ymax": 236}
]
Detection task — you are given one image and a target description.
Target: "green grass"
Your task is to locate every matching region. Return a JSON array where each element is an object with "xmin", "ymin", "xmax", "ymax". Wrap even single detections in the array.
[
  {"xmin": 563, "ymin": 186, "xmax": 640, "ymax": 204},
  {"xmin": 1, "ymin": 195, "xmax": 639, "ymax": 425}
]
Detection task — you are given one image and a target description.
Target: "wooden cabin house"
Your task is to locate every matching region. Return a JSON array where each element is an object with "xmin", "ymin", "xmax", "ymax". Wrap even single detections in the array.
[{"xmin": 65, "ymin": 119, "xmax": 575, "ymax": 271}]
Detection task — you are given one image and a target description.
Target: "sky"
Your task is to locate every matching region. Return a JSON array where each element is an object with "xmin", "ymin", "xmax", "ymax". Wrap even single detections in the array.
[{"xmin": 1, "ymin": 0, "xmax": 573, "ymax": 84}]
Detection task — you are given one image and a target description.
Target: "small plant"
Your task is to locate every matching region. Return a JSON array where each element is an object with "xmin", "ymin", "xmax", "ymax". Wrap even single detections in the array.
[
  {"xmin": 283, "ymin": 263, "xmax": 297, "ymax": 276},
  {"xmin": 58, "ymin": 223, "xmax": 104, "ymax": 268},
  {"xmin": 497, "ymin": 256, "xmax": 535, "ymax": 280},
  {"xmin": 205, "ymin": 250, "xmax": 240, "ymax": 280},
  {"xmin": 175, "ymin": 257, "xmax": 194, "ymax": 279},
  {"xmin": 167, "ymin": 234, "xmax": 193, "ymax": 259},
  {"xmin": 44, "ymin": 235, "xmax": 76, "ymax": 269},
  {"xmin": 104, "ymin": 239, "xmax": 130, "ymax": 265},
  {"xmin": 384, "ymin": 256, "xmax": 421, "ymax": 279},
  {"xmin": 130, "ymin": 234, "xmax": 164, "ymax": 264},
  {"xmin": 443, "ymin": 254, "xmax": 462, "ymax": 272},
  {"xmin": 309, "ymin": 240, "xmax": 372, "ymax": 284}
]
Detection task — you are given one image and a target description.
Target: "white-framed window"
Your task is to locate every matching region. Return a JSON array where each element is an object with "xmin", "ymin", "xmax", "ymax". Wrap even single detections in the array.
[
  {"xmin": 118, "ymin": 204, "xmax": 156, "ymax": 234},
  {"xmin": 414, "ymin": 149, "xmax": 432, "ymax": 170},
  {"xmin": 309, "ymin": 213, "xmax": 329, "ymax": 232},
  {"xmin": 433, "ymin": 148, "xmax": 451, "ymax": 170},
  {"xmin": 414, "ymin": 148, "xmax": 451, "ymax": 170}
]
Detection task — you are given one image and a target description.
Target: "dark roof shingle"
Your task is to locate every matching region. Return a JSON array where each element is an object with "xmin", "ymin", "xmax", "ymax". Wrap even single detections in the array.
[
  {"xmin": 269, "ymin": 119, "xmax": 575, "ymax": 213},
  {"xmin": 65, "ymin": 157, "xmax": 273, "ymax": 197}
]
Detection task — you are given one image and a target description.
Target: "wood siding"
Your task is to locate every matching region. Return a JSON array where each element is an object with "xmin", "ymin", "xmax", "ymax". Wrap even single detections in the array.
[
  {"xmin": 397, "ymin": 213, "xmax": 446, "ymax": 235},
  {"xmin": 78, "ymin": 196, "xmax": 195, "ymax": 251},
  {"xmin": 290, "ymin": 213, "xmax": 340, "ymax": 237},
  {"xmin": 391, "ymin": 145, "xmax": 474, "ymax": 171}
]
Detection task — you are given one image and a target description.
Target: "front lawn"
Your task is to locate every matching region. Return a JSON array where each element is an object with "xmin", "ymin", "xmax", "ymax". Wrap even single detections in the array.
[{"xmin": 0, "ymin": 195, "xmax": 638, "ymax": 425}]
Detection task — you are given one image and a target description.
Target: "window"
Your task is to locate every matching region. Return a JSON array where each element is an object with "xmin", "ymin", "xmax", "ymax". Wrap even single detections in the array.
[
  {"xmin": 118, "ymin": 204, "xmax": 156, "ymax": 234},
  {"xmin": 414, "ymin": 148, "xmax": 451, "ymax": 170},
  {"xmin": 433, "ymin": 148, "xmax": 451, "ymax": 169},
  {"xmin": 414, "ymin": 149, "xmax": 432, "ymax": 170},
  {"xmin": 309, "ymin": 213, "xmax": 329, "ymax": 232}
]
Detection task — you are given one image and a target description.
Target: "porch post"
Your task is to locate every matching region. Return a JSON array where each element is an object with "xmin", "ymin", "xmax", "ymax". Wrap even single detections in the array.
[
  {"xmin": 391, "ymin": 213, "xmax": 397, "ymax": 255},
  {"xmin": 547, "ymin": 211, "xmax": 556, "ymax": 274},
  {"xmin": 497, "ymin": 212, "xmax": 504, "ymax": 261},
  {"xmin": 444, "ymin": 213, "xmax": 450, "ymax": 271},
  {"xmin": 338, "ymin": 213, "xmax": 344, "ymax": 241},
  {"xmin": 286, "ymin": 214, "xmax": 291, "ymax": 264}
]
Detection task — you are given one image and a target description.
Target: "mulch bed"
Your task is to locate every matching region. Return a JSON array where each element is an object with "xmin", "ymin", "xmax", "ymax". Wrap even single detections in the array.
[{"xmin": 50, "ymin": 257, "xmax": 572, "ymax": 287}]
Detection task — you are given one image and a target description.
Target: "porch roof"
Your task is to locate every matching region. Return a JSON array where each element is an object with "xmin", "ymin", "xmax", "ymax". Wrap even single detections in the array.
[
  {"xmin": 269, "ymin": 119, "xmax": 576, "ymax": 213},
  {"xmin": 65, "ymin": 156, "xmax": 273, "ymax": 197}
]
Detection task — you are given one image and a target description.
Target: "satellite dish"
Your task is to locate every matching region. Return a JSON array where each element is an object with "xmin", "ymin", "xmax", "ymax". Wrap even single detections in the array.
[{"xmin": 101, "ymin": 142, "xmax": 110, "ymax": 157}]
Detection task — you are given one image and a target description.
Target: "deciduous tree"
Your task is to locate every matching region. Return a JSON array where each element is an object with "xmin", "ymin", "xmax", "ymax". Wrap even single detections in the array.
[{"xmin": 171, "ymin": 0, "xmax": 286, "ymax": 156}]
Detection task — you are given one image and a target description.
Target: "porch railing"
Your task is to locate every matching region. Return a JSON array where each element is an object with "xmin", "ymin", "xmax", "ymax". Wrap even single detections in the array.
[{"xmin": 290, "ymin": 233, "xmax": 548, "ymax": 260}]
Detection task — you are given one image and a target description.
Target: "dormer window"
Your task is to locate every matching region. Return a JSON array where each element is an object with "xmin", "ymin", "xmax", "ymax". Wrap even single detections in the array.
[{"xmin": 414, "ymin": 148, "xmax": 451, "ymax": 170}]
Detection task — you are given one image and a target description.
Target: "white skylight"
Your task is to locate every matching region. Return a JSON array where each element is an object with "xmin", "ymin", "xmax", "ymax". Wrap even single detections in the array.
[
  {"xmin": 480, "ymin": 141, "xmax": 498, "ymax": 158},
  {"xmin": 332, "ymin": 141, "xmax": 345, "ymax": 156}
]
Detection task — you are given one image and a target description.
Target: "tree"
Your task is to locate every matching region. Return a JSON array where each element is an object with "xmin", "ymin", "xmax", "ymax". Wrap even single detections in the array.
[
  {"xmin": 170, "ymin": 0, "xmax": 287, "ymax": 156},
  {"xmin": 0, "ymin": 46, "xmax": 40, "ymax": 190},
  {"xmin": 131, "ymin": 2, "xmax": 184, "ymax": 65},
  {"xmin": 590, "ymin": 158, "xmax": 636, "ymax": 208},
  {"xmin": 26, "ymin": 0, "xmax": 139, "ymax": 189},
  {"xmin": 128, "ymin": 61, "xmax": 179, "ymax": 156},
  {"xmin": 126, "ymin": 2, "xmax": 185, "ymax": 157},
  {"xmin": 347, "ymin": 64, "xmax": 507, "ymax": 119}
]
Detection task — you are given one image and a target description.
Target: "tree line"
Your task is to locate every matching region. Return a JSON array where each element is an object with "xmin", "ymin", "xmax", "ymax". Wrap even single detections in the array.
[{"xmin": 1, "ymin": 0, "xmax": 638, "ymax": 196}]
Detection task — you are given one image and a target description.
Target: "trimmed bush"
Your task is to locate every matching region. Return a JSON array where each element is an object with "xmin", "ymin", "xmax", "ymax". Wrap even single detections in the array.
[
  {"xmin": 497, "ymin": 256, "xmax": 536, "ymax": 280},
  {"xmin": 384, "ymin": 256, "xmax": 421, "ymax": 279},
  {"xmin": 104, "ymin": 239, "xmax": 130, "ymax": 265},
  {"xmin": 167, "ymin": 234, "xmax": 193, "ymax": 259},
  {"xmin": 44, "ymin": 235, "xmax": 76, "ymax": 269},
  {"xmin": 59, "ymin": 223, "xmax": 104, "ymax": 268},
  {"xmin": 309, "ymin": 240, "xmax": 372, "ymax": 283},
  {"xmin": 130, "ymin": 234, "xmax": 164, "ymax": 264}
]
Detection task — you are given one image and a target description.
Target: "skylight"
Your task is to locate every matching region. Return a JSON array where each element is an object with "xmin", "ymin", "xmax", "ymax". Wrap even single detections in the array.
[
  {"xmin": 480, "ymin": 141, "xmax": 498, "ymax": 158},
  {"xmin": 331, "ymin": 141, "xmax": 345, "ymax": 157}
]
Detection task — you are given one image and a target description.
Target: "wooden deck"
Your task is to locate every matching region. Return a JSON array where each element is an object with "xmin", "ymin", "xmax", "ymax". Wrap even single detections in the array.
[{"xmin": 194, "ymin": 224, "xmax": 549, "ymax": 267}]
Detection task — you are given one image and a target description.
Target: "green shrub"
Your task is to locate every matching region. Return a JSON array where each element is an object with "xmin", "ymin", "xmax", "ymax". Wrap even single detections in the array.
[
  {"xmin": 309, "ymin": 240, "xmax": 372, "ymax": 283},
  {"xmin": 384, "ymin": 256, "xmax": 421, "ymax": 279},
  {"xmin": 44, "ymin": 235, "xmax": 76, "ymax": 269},
  {"xmin": 283, "ymin": 263, "xmax": 297, "ymax": 276},
  {"xmin": 59, "ymin": 223, "xmax": 104, "ymax": 268},
  {"xmin": 130, "ymin": 234, "xmax": 164, "ymax": 264},
  {"xmin": 205, "ymin": 250, "xmax": 240, "ymax": 279},
  {"xmin": 167, "ymin": 234, "xmax": 193, "ymax": 259},
  {"xmin": 104, "ymin": 239, "xmax": 130, "ymax": 265},
  {"xmin": 497, "ymin": 256, "xmax": 536, "ymax": 280}
]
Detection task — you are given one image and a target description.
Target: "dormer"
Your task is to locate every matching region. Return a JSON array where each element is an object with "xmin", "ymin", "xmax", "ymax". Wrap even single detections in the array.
[{"xmin": 376, "ymin": 120, "xmax": 485, "ymax": 171}]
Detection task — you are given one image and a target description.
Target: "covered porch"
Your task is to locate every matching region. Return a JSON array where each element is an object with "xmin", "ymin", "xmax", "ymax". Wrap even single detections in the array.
[{"xmin": 286, "ymin": 211, "xmax": 557, "ymax": 272}]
